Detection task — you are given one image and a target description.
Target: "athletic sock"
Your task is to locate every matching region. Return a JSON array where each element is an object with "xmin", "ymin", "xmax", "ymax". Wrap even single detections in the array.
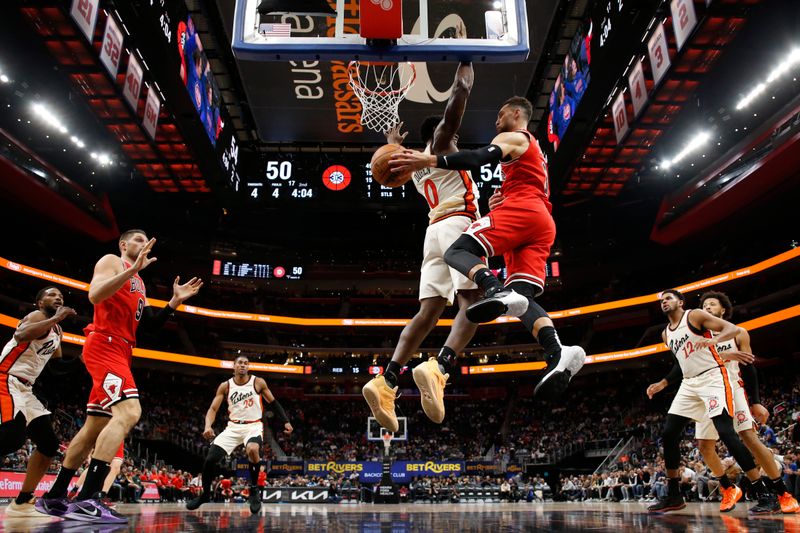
[
  {"xmin": 384, "ymin": 361, "xmax": 402, "ymax": 388},
  {"xmin": 77, "ymin": 458, "xmax": 110, "ymax": 500},
  {"xmin": 667, "ymin": 477, "xmax": 680, "ymax": 498},
  {"xmin": 437, "ymin": 346, "xmax": 457, "ymax": 375},
  {"xmin": 751, "ymin": 478, "xmax": 770, "ymax": 496},
  {"xmin": 248, "ymin": 462, "xmax": 260, "ymax": 487},
  {"xmin": 767, "ymin": 476, "xmax": 789, "ymax": 495},
  {"xmin": 536, "ymin": 326, "xmax": 562, "ymax": 364},
  {"xmin": 473, "ymin": 268, "xmax": 503, "ymax": 295},
  {"xmin": 716, "ymin": 474, "xmax": 733, "ymax": 489},
  {"xmin": 45, "ymin": 466, "xmax": 77, "ymax": 499},
  {"xmin": 15, "ymin": 491, "xmax": 34, "ymax": 505}
]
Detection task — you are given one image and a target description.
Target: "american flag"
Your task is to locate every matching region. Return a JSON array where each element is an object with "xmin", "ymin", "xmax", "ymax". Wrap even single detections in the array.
[{"xmin": 259, "ymin": 23, "xmax": 292, "ymax": 37}]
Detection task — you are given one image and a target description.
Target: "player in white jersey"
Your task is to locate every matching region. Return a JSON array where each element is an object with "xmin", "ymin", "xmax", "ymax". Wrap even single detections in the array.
[
  {"xmin": 363, "ymin": 62, "xmax": 482, "ymax": 431},
  {"xmin": 0, "ymin": 287, "xmax": 76, "ymax": 517},
  {"xmin": 187, "ymin": 355, "xmax": 292, "ymax": 515},
  {"xmin": 650, "ymin": 291, "xmax": 799, "ymax": 513},
  {"xmin": 646, "ymin": 289, "xmax": 780, "ymax": 514}
]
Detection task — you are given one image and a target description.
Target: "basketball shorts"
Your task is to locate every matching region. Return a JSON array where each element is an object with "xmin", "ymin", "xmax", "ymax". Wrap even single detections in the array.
[
  {"xmin": 464, "ymin": 201, "xmax": 555, "ymax": 296},
  {"xmin": 83, "ymin": 331, "xmax": 139, "ymax": 417},
  {"xmin": 420, "ymin": 215, "xmax": 478, "ymax": 303},
  {"xmin": 0, "ymin": 374, "xmax": 50, "ymax": 424},
  {"xmin": 695, "ymin": 381, "xmax": 755, "ymax": 439},
  {"xmin": 113, "ymin": 442, "xmax": 125, "ymax": 461},
  {"xmin": 212, "ymin": 422, "xmax": 263, "ymax": 455},
  {"xmin": 668, "ymin": 367, "xmax": 734, "ymax": 422}
]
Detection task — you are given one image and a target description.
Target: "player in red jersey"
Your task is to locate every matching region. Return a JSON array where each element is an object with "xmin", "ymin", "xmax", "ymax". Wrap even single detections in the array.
[
  {"xmin": 36, "ymin": 229, "xmax": 202, "ymax": 524},
  {"xmin": 391, "ymin": 96, "xmax": 585, "ymax": 400}
]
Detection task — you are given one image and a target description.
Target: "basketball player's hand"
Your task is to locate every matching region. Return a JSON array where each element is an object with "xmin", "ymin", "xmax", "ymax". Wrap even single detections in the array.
[
  {"xmin": 646, "ymin": 379, "xmax": 668, "ymax": 399},
  {"xmin": 693, "ymin": 338, "xmax": 718, "ymax": 350},
  {"xmin": 389, "ymin": 150, "xmax": 435, "ymax": 174},
  {"xmin": 750, "ymin": 403, "xmax": 769, "ymax": 425},
  {"xmin": 384, "ymin": 122, "xmax": 408, "ymax": 145},
  {"xmin": 720, "ymin": 350, "xmax": 755, "ymax": 366},
  {"xmin": 171, "ymin": 276, "xmax": 203, "ymax": 305},
  {"xmin": 283, "ymin": 423, "xmax": 293, "ymax": 435},
  {"xmin": 488, "ymin": 191, "xmax": 506, "ymax": 211},
  {"xmin": 203, "ymin": 427, "xmax": 215, "ymax": 440},
  {"xmin": 131, "ymin": 238, "xmax": 158, "ymax": 273},
  {"xmin": 53, "ymin": 306, "xmax": 77, "ymax": 322}
]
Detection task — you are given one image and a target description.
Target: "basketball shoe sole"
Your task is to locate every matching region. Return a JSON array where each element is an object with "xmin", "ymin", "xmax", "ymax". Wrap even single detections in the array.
[
  {"xmin": 412, "ymin": 358, "xmax": 448, "ymax": 423},
  {"xmin": 465, "ymin": 289, "xmax": 529, "ymax": 323},
  {"xmin": 534, "ymin": 345, "xmax": 586, "ymax": 400},
  {"xmin": 362, "ymin": 376, "xmax": 399, "ymax": 433}
]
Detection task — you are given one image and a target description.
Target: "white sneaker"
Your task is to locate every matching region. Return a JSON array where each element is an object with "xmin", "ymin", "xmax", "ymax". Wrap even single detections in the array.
[
  {"xmin": 5, "ymin": 498, "xmax": 47, "ymax": 518},
  {"xmin": 466, "ymin": 289, "xmax": 529, "ymax": 323},
  {"xmin": 534, "ymin": 345, "xmax": 586, "ymax": 399}
]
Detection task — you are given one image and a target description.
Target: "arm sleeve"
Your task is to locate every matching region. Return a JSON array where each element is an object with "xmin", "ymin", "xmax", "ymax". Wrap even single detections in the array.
[
  {"xmin": 664, "ymin": 361, "xmax": 682, "ymax": 386},
  {"xmin": 738, "ymin": 363, "xmax": 761, "ymax": 405},
  {"xmin": 267, "ymin": 399, "xmax": 289, "ymax": 425},
  {"xmin": 436, "ymin": 144, "xmax": 503, "ymax": 170},
  {"xmin": 139, "ymin": 304, "xmax": 176, "ymax": 331}
]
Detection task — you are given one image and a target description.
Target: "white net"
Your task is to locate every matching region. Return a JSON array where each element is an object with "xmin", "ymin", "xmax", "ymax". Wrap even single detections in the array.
[{"xmin": 348, "ymin": 61, "xmax": 416, "ymax": 133}]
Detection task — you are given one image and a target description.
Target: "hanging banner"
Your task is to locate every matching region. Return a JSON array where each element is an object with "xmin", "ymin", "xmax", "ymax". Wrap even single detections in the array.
[
  {"xmin": 99, "ymin": 16, "xmax": 124, "ymax": 78},
  {"xmin": 670, "ymin": 0, "xmax": 698, "ymax": 51},
  {"xmin": 627, "ymin": 59, "xmax": 648, "ymax": 119},
  {"xmin": 143, "ymin": 86, "xmax": 160, "ymax": 140},
  {"xmin": 647, "ymin": 22, "xmax": 671, "ymax": 86},
  {"xmin": 123, "ymin": 54, "xmax": 144, "ymax": 111},
  {"xmin": 612, "ymin": 91, "xmax": 629, "ymax": 144},
  {"xmin": 70, "ymin": 0, "xmax": 100, "ymax": 43}
]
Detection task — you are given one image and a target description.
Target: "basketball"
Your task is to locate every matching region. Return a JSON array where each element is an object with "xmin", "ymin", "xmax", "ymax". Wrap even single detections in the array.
[{"xmin": 370, "ymin": 144, "xmax": 412, "ymax": 188}]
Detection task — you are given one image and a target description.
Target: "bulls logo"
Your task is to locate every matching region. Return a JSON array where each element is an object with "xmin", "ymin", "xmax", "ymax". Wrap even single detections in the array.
[{"xmin": 103, "ymin": 373, "xmax": 123, "ymax": 402}]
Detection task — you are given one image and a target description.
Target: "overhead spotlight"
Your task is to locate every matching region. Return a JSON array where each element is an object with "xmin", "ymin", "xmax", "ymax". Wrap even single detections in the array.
[
  {"xmin": 0, "ymin": 74, "xmax": 9, "ymax": 83},
  {"xmin": 31, "ymin": 103, "xmax": 68, "ymax": 134},
  {"xmin": 97, "ymin": 153, "xmax": 112, "ymax": 166},
  {"xmin": 660, "ymin": 131, "xmax": 710, "ymax": 170},
  {"xmin": 736, "ymin": 47, "xmax": 800, "ymax": 110}
]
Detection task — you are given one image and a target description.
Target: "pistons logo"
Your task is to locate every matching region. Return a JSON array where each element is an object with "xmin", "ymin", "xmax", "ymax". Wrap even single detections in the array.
[
  {"xmin": 708, "ymin": 397, "xmax": 718, "ymax": 411},
  {"xmin": 322, "ymin": 165, "xmax": 351, "ymax": 191},
  {"xmin": 736, "ymin": 411, "xmax": 747, "ymax": 423}
]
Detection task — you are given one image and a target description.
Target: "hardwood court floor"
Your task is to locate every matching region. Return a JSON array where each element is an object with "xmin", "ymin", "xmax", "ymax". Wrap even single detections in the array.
[{"xmin": 2, "ymin": 502, "xmax": 798, "ymax": 532}]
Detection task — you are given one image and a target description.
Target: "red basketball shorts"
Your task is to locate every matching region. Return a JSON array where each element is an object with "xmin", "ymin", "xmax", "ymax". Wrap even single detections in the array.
[
  {"xmin": 464, "ymin": 201, "xmax": 555, "ymax": 296},
  {"xmin": 83, "ymin": 331, "xmax": 139, "ymax": 417}
]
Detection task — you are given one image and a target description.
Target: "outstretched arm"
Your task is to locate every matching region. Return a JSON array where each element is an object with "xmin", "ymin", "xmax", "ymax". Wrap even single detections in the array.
[
  {"xmin": 14, "ymin": 307, "xmax": 76, "ymax": 342},
  {"xmin": 431, "ymin": 62, "xmax": 474, "ymax": 155}
]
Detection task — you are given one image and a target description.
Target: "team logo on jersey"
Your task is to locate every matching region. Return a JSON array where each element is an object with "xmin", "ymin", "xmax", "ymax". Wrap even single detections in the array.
[
  {"xmin": 103, "ymin": 373, "xmax": 124, "ymax": 402},
  {"xmin": 708, "ymin": 397, "xmax": 718, "ymax": 411},
  {"xmin": 736, "ymin": 411, "xmax": 747, "ymax": 424},
  {"xmin": 467, "ymin": 217, "xmax": 492, "ymax": 233}
]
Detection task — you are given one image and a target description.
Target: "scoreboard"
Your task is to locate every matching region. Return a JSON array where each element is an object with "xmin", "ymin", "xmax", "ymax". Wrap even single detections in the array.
[
  {"xmin": 212, "ymin": 260, "xmax": 303, "ymax": 279},
  {"xmin": 238, "ymin": 152, "xmax": 503, "ymax": 205}
]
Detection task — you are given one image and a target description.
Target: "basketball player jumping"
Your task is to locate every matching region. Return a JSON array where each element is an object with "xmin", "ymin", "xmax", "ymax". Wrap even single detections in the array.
[
  {"xmin": 646, "ymin": 289, "xmax": 784, "ymax": 514},
  {"xmin": 0, "ymin": 287, "xmax": 76, "ymax": 517},
  {"xmin": 648, "ymin": 290, "xmax": 798, "ymax": 513},
  {"xmin": 37, "ymin": 230, "xmax": 202, "ymax": 524},
  {"xmin": 390, "ymin": 96, "xmax": 585, "ymax": 399},
  {"xmin": 187, "ymin": 354, "xmax": 293, "ymax": 515},
  {"xmin": 363, "ymin": 62, "xmax": 482, "ymax": 431}
]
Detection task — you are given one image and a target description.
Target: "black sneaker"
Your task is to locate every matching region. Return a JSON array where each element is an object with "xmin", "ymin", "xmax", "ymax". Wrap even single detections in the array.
[
  {"xmin": 534, "ymin": 345, "xmax": 586, "ymax": 400},
  {"xmin": 186, "ymin": 491, "xmax": 211, "ymax": 511},
  {"xmin": 466, "ymin": 289, "xmax": 529, "ymax": 323},
  {"xmin": 749, "ymin": 493, "xmax": 781, "ymax": 515},
  {"xmin": 249, "ymin": 486, "xmax": 262, "ymax": 515},
  {"xmin": 648, "ymin": 495, "xmax": 686, "ymax": 513}
]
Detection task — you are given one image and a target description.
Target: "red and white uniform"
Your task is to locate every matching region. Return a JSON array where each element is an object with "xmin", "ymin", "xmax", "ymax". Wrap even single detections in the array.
[
  {"xmin": 465, "ymin": 130, "xmax": 555, "ymax": 296},
  {"xmin": 695, "ymin": 336, "xmax": 755, "ymax": 438},
  {"xmin": 0, "ymin": 323, "xmax": 62, "ymax": 423},
  {"xmin": 412, "ymin": 146, "xmax": 481, "ymax": 303},
  {"xmin": 84, "ymin": 259, "xmax": 145, "ymax": 416},
  {"xmin": 212, "ymin": 376, "xmax": 264, "ymax": 455},
  {"xmin": 666, "ymin": 310, "xmax": 735, "ymax": 422}
]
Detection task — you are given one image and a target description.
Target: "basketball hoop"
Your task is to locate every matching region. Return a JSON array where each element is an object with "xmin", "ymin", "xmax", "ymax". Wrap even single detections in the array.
[
  {"xmin": 348, "ymin": 61, "xmax": 416, "ymax": 133},
  {"xmin": 381, "ymin": 431, "xmax": 393, "ymax": 453}
]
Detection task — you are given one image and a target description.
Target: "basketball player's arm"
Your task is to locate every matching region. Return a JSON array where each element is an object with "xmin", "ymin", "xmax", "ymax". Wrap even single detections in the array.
[
  {"xmin": 203, "ymin": 382, "xmax": 227, "ymax": 440},
  {"xmin": 390, "ymin": 131, "xmax": 528, "ymax": 173},
  {"xmin": 13, "ymin": 306, "xmax": 76, "ymax": 342},
  {"xmin": 139, "ymin": 276, "xmax": 203, "ymax": 331},
  {"xmin": 431, "ymin": 62, "xmax": 474, "ymax": 155},
  {"xmin": 87, "ymin": 254, "xmax": 137, "ymax": 305},
  {"xmin": 735, "ymin": 328, "xmax": 766, "ymax": 422},
  {"xmin": 256, "ymin": 378, "xmax": 292, "ymax": 434},
  {"xmin": 647, "ymin": 331, "xmax": 681, "ymax": 399},
  {"xmin": 690, "ymin": 310, "xmax": 741, "ymax": 348}
]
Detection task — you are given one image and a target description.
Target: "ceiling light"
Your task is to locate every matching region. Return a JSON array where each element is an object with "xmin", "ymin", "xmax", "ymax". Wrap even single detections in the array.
[
  {"xmin": 736, "ymin": 47, "xmax": 800, "ymax": 110},
  {"xmin": 660, "ymin": 131, "xmax": 711, "ymax": 170},
  {"xmin": 0, "ymin": 74, "xmax": 9, "ymax": 83}
]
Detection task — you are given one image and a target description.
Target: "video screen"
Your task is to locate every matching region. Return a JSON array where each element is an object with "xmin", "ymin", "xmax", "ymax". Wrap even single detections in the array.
[
  {"xmin": 177, "ymin": 16, "xmax": 223, "ymax": 146},
  {"xmin": 545, "ymin": 22, "xmax": 592, "ymax": 151}
]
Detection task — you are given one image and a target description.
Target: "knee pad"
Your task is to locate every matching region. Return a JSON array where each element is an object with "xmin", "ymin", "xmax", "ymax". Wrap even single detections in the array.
[
  {"xmin": 443, "ymin": 235, "xmax": 486, "ymax": 275},
  {"xmin": 0, "ymin": 413, "xmax": 26, "ymax": 456},
  {"xmin": 205, "ymin": 444, "xmax": 226, "ymax": 466},
  {"xmin": 27, "ymin": 415, "xmax": 60, "ymax": 458}
]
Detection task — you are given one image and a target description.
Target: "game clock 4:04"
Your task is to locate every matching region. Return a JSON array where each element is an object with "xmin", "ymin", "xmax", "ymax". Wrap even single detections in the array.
[{"xmin": 245, "ymin": 159, "xmax": 316, "ymax": 200}]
